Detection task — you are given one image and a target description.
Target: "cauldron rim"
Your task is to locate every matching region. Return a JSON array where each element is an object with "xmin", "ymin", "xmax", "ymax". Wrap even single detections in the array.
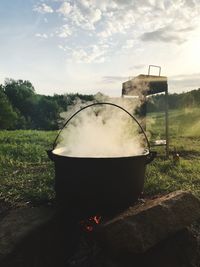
[{"xmin": 49, "ymin": 147, "xmax": 150, "ymax": 160}]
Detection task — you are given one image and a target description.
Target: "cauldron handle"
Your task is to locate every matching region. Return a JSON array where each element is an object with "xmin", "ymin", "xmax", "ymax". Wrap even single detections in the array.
[
  {"xmin": 146, "ymin": 151, "xmax": 157, "ymax": 164},
  {"xmin": 52, "ymin": 102, "xmax": 151, "ymax": 151}
]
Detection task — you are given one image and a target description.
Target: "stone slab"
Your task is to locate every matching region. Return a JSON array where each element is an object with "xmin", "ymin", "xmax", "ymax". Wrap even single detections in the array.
[{"xmin": 96, "ymin": 191, "xmax": 200, "ymax": 254}]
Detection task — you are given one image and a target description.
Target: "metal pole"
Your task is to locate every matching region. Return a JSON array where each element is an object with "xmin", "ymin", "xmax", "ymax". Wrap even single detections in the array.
[
  {"xmin": 165, "ymin": 86, "xmax": 169, "ymax": 158},
  {"xmin": 143, "ymin": 94, "xmax": 147, "ymax": 132},
  {"xmin": 148, "ymin": 65, "xmax": 161, "ymax": 76}
]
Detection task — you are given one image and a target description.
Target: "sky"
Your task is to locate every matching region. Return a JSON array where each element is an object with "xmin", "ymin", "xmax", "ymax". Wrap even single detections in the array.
[{"xmin": 0, "ymin": 0, "xmax": 200, "ymax": 96}]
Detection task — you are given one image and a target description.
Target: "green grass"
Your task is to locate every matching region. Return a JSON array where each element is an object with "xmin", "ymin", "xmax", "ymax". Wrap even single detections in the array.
[
  {"xmin": 145, "ymin": 107, "xmax": 200, "ymax": 198},
  {"xmin": 145, "ymin": 158, "xmax": 200, "ymax": 198},
  {"xmin": 147, "ymin": 107, "xmax": 200, "ymax": 140},
  {"xmin": 0, "ymin": 130, "xmax": 56, "ymax": 206},
  {"xmin": 0, "ymin": 107, "xmax": 200, "ymax": 207}
]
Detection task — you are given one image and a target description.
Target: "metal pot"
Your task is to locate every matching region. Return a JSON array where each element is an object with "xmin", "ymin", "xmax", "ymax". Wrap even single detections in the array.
[{"xmin": 47, "ymin": 102, "xmax": 156, "ymax": 218}]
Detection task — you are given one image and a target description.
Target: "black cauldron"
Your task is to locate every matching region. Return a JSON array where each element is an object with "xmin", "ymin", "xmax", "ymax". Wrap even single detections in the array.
[{"xmin": 47, "ymin": 102, "xmax": 156, "ymax": 218}]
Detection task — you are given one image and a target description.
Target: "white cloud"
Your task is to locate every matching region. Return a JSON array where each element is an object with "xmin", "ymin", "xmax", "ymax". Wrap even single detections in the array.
[
  {"xmin": 140, "ymin": 23, "xmax": 197, "ymax": 44},
  {"xmin": 33, "ymin": 3, "xmax": 53, "ymax": 14},
  {"xmin": 69, "ymin": 5, "xmax": 86, "ymax": 26},
  {"xmin": 129, "ymin": 64, "xmax": 145, "ymax": 70},
  {"xmin": 66, "ymin": 4, "xmax": 102, "ymax": 30},
  {"xmin": 98, "ymin": 21, "xmax": 123, "ymax": 38},
  {"xmin": 169, "ymin": 72, "xmax": 200, "ymax": 90},
  {"xmin": 122, "ymin": 39, "xmax": 135, "ymax": 49},
  {"xmin": 79, "ymin": 0, "xmax": 118, "ymax": 11},
  {"xmin": 102, "ymin": 75, "xmax": 128, "ymax": 83},
  {"xmin": 113, "ymin": 0, "xmax": 134, "ymax": 6},
  {"xmin": 58, "ymin": 43, "xmax": 106, "ymax": 63},
  {"xmin": 56, "ymin": 2, "xmax": 72, "ymax": 15},
  {"xmin": 35, "ymin": 33, "xmax": 48, "ymax": 38},
  {"xmin": 98, "ymin": 9, "xmax": 135, "ymax": 38},
  {"xmin": 57, "ymin": 24, "xmax": 72, "ymax": 38},
  {"xmin": 79, "ymin": 0, "xmax": 90, "ymax": 8},
  {"xmin": 33, "ymin": 0, "xmax": 200, "ymax": 64},
  {"xmin": 90, "ymin": 8, "xmax": 102, "ymax": 24},
  {"xmin": 72, "ymin": 45, "xmax": 107, "ymax": 63},
  {"xmin": 58, "ymin": 44, "xmax": 73, "ymax": 54}
]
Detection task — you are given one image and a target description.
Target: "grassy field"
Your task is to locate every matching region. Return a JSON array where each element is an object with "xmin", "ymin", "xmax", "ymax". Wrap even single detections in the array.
[
  {"xmin": 0, "ymin": 107, "xmax": 200, "ymax": 207},
  {"xmin": 145, "ymin": 107, "xmax": 200, "ymax": 197},
  {"xmin": 0, "ymin": 131, "xmax": 56, "ymax": 206}
]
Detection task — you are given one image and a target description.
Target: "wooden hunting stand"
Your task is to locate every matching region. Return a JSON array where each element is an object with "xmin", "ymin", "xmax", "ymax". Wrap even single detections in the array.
[{"xmin": 122, "ymin": 65, "xmax": 169, "ymax": 158}]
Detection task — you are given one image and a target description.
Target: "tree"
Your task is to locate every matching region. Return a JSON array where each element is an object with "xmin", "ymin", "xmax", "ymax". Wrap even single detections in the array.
[
  {"xmin": 4, "ymin": 79, "xmax": 36, "ymax": 128},
  {"xmin": 36, "ymin": 97, "xmax": 61, "ymax": 130},
  {"xmin": 0, "ymin": 85, "xmax": 18, "ymax": 129}
]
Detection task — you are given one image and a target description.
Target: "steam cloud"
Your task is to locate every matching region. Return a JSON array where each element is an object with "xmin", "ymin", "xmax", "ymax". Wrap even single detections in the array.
[{"xmin": 54, "ymin": 94, "xmax": 148, "ymax": 158}]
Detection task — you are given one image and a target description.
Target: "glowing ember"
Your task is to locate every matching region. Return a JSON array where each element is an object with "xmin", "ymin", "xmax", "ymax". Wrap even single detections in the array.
[
  {"xmin": 93, "ymin": 216, "xmax": 101, "ymax": 224},
  {"xmin": 80, "ymin": 215, "xmax": 101, "ymax": 232},
  {"xmin": 86, "ymin": 226, "xmax": 93, "ymax": 232}
]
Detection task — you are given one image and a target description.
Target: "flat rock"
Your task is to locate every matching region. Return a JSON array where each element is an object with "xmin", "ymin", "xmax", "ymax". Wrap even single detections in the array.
[
  {"xmin": 0, "ymin": 206, "xmax": 82, "ymax": 267},
  {"xmin": 96, "ymin": 191, "xmax": 200, "ymax": 255},
  {"xmin": 0, "ymin": 207, "xmax": 55, "ymax": 262}
]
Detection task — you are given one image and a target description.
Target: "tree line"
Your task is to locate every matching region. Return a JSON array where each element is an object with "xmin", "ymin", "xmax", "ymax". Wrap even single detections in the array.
[
  {"xmin": 0, "ymin": 79, "xmax": 94, "ymax": 130},
  {"xmin": 0, "ymin": 78, "xmax": 200, "ymax": 130},
  {"xmin": 147, "ymin": 89, "xmax": 200, "ymax": 112}
]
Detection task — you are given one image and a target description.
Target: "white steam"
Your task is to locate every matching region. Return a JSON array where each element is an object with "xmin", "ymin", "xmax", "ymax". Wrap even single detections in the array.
[{"xmin": 54, "ymin": 95, "xmax": 147, "ymax": 158}]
